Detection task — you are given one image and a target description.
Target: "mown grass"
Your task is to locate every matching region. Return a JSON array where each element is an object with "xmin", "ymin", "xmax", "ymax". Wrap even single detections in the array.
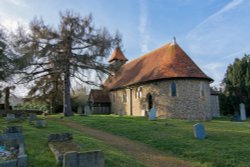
[
  {"xmin": 0, "ymin": 117, "xmax": 145, "ymax": 167},
  {"xmin": 67, "ymin": 115, "xmax": 250, "ymax": 167}
]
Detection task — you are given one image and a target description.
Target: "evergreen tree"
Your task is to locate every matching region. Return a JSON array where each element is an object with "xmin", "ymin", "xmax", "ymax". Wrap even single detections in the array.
[
  {"xmin": 0, "ymin": 28, "xmax": 15, "ymax": 81},
  {"xmin": 0, "ymin": 28, "xmax": 17, "ymax": 109},
  {"xmin": 222, "ymin": 55, "xmax": 250, "ymax": 115}
]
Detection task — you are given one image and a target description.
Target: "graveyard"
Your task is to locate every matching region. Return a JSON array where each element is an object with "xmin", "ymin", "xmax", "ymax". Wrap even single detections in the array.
[
  {"xmin": 0, "ymin": 114, "xmax": 250, "ymax": 167},
  {"xmin": 66, "ymin": 115, "xmax": 250, "ymax": 167}
]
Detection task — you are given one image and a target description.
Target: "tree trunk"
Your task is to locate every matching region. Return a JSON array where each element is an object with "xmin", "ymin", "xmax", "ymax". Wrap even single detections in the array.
[
  {"xmin": 4, "ymin": 87, "xmax": 10, "ymax": 111},
  {"xmin": 63, "ymin": 62, "xmax": 73, "ymax": 116}
]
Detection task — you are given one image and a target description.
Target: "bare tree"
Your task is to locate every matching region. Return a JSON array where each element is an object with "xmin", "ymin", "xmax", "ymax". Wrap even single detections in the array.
[{"xmin": 13, "ymin": 11, "xmax": 121, "ymax": 116}]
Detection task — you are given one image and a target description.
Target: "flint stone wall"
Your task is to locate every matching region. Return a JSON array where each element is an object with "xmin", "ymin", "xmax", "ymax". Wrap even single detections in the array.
[{"xmin": 110, "ymin": 79, "xmax": 212, "ymax": 120}]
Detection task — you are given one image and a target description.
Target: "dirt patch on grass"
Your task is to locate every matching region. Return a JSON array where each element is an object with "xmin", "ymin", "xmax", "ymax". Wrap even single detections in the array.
[{"xmin": 54, "ymin": 119, "xmax": 193, "ymax": 167}]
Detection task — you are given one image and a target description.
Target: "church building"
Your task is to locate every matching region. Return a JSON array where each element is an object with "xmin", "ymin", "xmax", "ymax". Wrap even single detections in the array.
[{"xmin": 104, "ymin": 39, "xmax": 219, "ymax": 120}]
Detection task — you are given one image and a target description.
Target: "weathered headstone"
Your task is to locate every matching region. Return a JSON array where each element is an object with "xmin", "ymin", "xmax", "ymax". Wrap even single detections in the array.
[
  {"xmin": 148, "ymin": 108, "xmax": 157, "ymax": 121},
  {"xmin": 63, "ymin": 151, "xmax": 78, "ymax": 167},
  {"xmin": 84, "ymin": 105, "xmax": 91, "ymax": 115},
  {"xmin": 193, "ymin": 123, "xmax": 206, "ymax": 139},
  {"xmin": 6, "ymin": 114, "xmax": 15, "ymax": 122},
  {"xmin": 35, "ymin": 120, "xmax": 47, "ymax": 128},
  {"xmin": 231, "ymin": 112, "xmax": 241, "ymax": 121},
  {"xmin": 240, "ymin": 103, "xmax": 246, "ymax": 121},
  {"xmin": 77, "ymin": 106, "xmax": 83, "ymax": 114},
  {"xmin": 63, "ymin": 150, "xmax": 104, "ymax": 167},
  {"xmin": 141, "ymin": 110, "xmax": 146, "ymax": 116},
  {"xmin": 4, "ymin": 126, "xmax": 22, "ymax": 134},
  {"xmin": 48, "ymin": 133, "xmax": 73, "ymax": 142},
  {"xmin": 28, "ymin": 114, "xmax": 37, "ymax": 121},
  {"xmin": 0, "ymin": 126, "xmax": 27, "ymax": 167}
]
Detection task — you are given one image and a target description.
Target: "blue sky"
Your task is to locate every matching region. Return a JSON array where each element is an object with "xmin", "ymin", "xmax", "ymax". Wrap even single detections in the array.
[{"xmin": 0, "ymin": 0, "xmax": 249, "ymax": 89}]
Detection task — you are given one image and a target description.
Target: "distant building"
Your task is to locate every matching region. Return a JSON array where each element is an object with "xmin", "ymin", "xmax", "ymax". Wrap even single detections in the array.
[
  {"xmin": 88, "ymin": 89, "xmax": 111, "ymax": 114},
  {"xmin": 97, "ymin": 40, "xmax": 219, "ymax": 120},
  {"xmin": 210, "ymin": 89, "xmax": 220, "ymax": 117},
  {"xmin": 0, "ymin": 94, "xmax": 23, "ymax": 109}
]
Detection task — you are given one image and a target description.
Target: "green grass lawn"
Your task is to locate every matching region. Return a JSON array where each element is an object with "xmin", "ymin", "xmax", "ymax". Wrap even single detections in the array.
[
  {"xmin": 67, "ymin": 115, "xmax": 250, "ymax": 167},
  {"xmin": 0, "ymin": 117, "xmax": 145, "ymax": 167}
]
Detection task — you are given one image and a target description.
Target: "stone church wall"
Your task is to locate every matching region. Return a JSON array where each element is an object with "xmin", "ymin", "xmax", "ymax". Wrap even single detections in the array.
[
  {"xmin": 110, "ymin": 79, "xmax": 212, "ymax": 120},
  {"xmin": 210, "ymin": 95, "xmax": 220, "ymax": 117}
]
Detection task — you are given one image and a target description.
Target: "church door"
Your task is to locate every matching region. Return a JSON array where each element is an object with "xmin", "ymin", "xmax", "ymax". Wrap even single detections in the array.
[{"xmin": 147, "ymin": 93, "xmax": 153, "ymax": 110}]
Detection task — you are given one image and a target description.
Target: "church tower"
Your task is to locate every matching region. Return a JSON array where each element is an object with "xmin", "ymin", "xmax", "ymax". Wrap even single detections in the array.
[{"xmin": 108, "ymin": 47, "xmax": 128, "ymax": 70}]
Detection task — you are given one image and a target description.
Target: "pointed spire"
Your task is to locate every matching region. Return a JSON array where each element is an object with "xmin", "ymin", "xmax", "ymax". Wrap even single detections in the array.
[{"xmin": 108, "ymin": 47, "xmax": 128, "ymax": 63}]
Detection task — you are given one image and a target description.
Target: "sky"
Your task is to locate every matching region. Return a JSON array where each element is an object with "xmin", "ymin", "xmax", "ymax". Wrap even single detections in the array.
[{"xmin": 1, "ymin": 0, "xmax": 250, "ymax": 95}]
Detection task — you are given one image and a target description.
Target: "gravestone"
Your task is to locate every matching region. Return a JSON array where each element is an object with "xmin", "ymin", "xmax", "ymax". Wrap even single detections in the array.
[
  {"xmin": 84, "ymin": 105, "xmax": 91, "ymax": 115},
  {"xmin": 0, "ymin": 126, "xmax": 27, "ymax": 167},
  {"xmin": 48, "ymin": 133, "xmax": 73, "ymax": 142},
  {"xmin": 141, "ymin": 110, "xmax": 146, "ymax": 116},
  {"xmin": 193, "ymin": 123, "xmax": 206, "ymax": 139},
  {"xmin": 35, "ymin": 120, "xmax": 47, "ymax": 128},
  {"xmin": 63, "ymin": 150, "xmax": 104, "ymax": 167},
  {"xmin": 28, "ymin": 114, "xmax": 37, "ymax": 121},
  {"xmin": 77, "ymin": 106, "xmax": 83, "ymax": 114},
  {"xmin": 4, "ymin": 126, "xmax": 22, "ymax": 134},
  {"xmin": 231, "ymin": 112, "xmax": 241, "ymax": 122},
  {"xmin": 6, "ymin": 114, "xmax": 15, "ymax": 122},
  {"xmin": 148, "ymin": 108, "xmax": 157, "ymax": 121},
  {"xmin": 240, "ymin": 103, "xmax": 246, "ymax": 121}
]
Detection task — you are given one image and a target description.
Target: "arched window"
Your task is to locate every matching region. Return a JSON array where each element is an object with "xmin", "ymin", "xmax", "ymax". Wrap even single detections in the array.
[
  {"xmin": 135, "ymin": 87, "xmax": 142, "ymax": 99},
  {"xmin": 135, "ymin": 88, "xmax": 138, "ymax": 99},
  {"xmin": 171, "ymin": 82, "xmax": 177, "ymax": 97},
  {"xmin": 147, "ymin": 93, "xmax": 153, "ymax": 110}
]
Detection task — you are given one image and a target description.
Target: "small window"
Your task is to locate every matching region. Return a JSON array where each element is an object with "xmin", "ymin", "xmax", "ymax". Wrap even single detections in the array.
[
  {"xmin": 138, "ymin": 87, "xmax": 142, "ymax": 98},
  {"xmin": 123, "ymin": 90, "xmax": 127, "ymax": 103},
  {"xmin": 135, "ymin": 88, "xmax": 138, "ymax": 99},
  {"xmin": 135, "ymin": 87, "xmax": 142, "ymax": 99},
  {"xmin": 171, "ymin": 82, "xmax": 177, "ymax": 97}
]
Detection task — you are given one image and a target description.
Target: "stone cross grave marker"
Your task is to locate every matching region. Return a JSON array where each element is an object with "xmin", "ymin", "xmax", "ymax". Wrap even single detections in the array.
[
  {"xmin": 240, "ymin": 103, "xmax": 246, "ymax": 121},
  {"xmin": 193, "ymin": 123, "xmax": 206, "ymax": 139},
  {"xmin": 148, "ymin": 108, "xmax": 157, "ymax": 121}
]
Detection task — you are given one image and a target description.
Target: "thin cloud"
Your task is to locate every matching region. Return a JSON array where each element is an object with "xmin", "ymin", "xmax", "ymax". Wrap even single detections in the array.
[
  {"xmin": 5, "ymin": 0, "xmax": 28, "ymax": 7},
  {"xmin": 202, "ymin": 62, "xmax": 226, "ymax": 86},
  {"xmin": 185, "ymin": 0, "xmax": 248, "ymax": 85},
  {"xmin": 187, "ymin": 0, "xmax": 244, "ymax": 37},
  {"xmin": 138, "ymin": 0, "xmax": 150, "ymax": 53}
]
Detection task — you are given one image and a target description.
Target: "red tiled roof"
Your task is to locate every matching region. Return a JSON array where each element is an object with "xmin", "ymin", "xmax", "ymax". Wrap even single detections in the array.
[
  {"xmin": 88, "ymin": 89, "xmax": 110, "ymax": 103},
  {"xmin": 108, "ymin": 47, "xmax": 128, "ymax": 62},
  {"xmin": 105, "ymin": 42, "xmax": 213, "ymax": 90}
]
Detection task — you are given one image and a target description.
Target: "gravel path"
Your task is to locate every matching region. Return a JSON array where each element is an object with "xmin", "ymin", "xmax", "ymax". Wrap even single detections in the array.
[{"xmin": 56, "ymin": 119, "xmax": 193, "ymax": 167}]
